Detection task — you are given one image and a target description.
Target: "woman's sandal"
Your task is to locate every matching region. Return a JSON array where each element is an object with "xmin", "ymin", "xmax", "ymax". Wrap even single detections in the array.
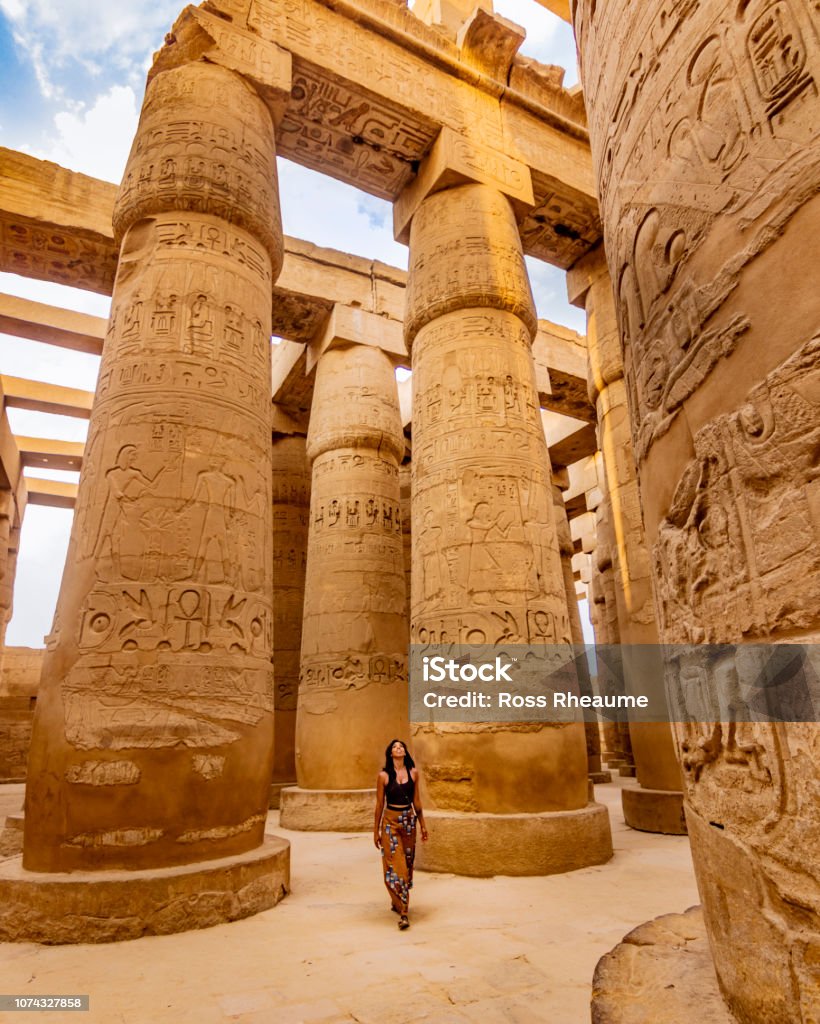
[{"xmin": 398, "ymin": 915, "xmax": 410, "ymax": 930}]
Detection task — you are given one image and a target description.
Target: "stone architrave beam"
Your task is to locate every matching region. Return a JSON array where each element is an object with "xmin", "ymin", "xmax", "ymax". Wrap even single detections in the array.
[
  {"xmin": 24, "ymin": 477, "xmax": 78, "ymax": 510},
  {"xmin": 13, "ymin": 437, "xmax": 84, "ymax": 473},
  {"xmin": 153, "ymin": 0, "xmax": 599, "ymax": 269},
  {"xmin": 532, "ymin": 0, "xmax": 572, "ymax": 23},
  {"xmin": 0, "ymin": 376, "xmax": 93, "ymax": 420},
  {"xmin": 307, "ymin": 303, "xmax": 407, "ymax": 372},
  {"xmin": 0, "ymin": 148, "xmax": 119, "ymax": 294},
  {"xmin": 0, "ymin": 293, "xmax": 107, "ymax": 356}
]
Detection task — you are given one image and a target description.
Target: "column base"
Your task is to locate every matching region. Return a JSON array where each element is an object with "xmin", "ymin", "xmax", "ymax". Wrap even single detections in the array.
[
  {"xmin": 618, "ymin": 765, "xmax": 637, "ymax": 778},
  {"xmin": 0, "ymin": 836, "xmax": 290, "ymax": 944},
  {"xmin": 416, "ymin": 803, "xmax": 613, "ymax": 877},
  {"xmin": 622, "ymin": 786, "xmax": 686, "ymax": 835},
  {"xmin": 279, "ymin": 787, "xmax": 375, "ymax": 832},
  {"xmin": 0, "ymin": 811, "xmax": 23, "ymax": 856},
  {"xmin": 269, "ymin": 780, "xmax": 296, "ymax": 809},
  {"xmin": 605, "ymin": 759, "xmax": 626, "ymax": 769},
  {"xmin": 590, "ymin": 771, "xmax": 613, "ymax": 784},
  {"xmin": 591, "ymin": 907, "xmax": 736, "ymax": 1023}
]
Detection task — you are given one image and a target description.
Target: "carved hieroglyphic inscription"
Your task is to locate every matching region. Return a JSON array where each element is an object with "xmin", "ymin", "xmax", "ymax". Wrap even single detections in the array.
[
  {"xmin": 297, "ymin": 343, "xmax": 408, "ymax": 790},
  {"xmin": 24, "ymin": 61, "xmax": 280, "ymax": 874},
  {"xmin": 576, "ymin": 0, "xmax": 820, "ymax": 457},
  {"xmin": 654, "ymin": 336, "xmax": 820, "ymax": 645},
  {"xmin": 406, "ymin": 182, "xmax": 589, "ymax": 815},
  {"xmin": 575, "ymin": 2, "xmax": 820, "ymax": 1016}
]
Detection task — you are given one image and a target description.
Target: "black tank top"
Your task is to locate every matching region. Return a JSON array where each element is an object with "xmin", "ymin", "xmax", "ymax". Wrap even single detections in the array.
[{"xmin": 386, "ymin": 770, "xmax": 414, "ymax": 807}]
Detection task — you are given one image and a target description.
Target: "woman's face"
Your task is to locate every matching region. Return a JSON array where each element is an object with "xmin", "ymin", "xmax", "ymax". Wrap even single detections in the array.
[{"xmin": 391, "ymin": 741, "xmax": 406, "ymax": 758}]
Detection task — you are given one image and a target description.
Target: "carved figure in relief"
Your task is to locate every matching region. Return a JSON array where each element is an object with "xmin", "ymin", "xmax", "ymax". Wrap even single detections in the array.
[
  {"xmin": 93, "ymin": 445, "xmax": 170, "ymax": 574},
  {"xmin": 185, "ymin": 462, "xmax": 236, "ymax": 584},
  {"xmin": 466, "ymin": 502, "xmax": 512, "ymax": 603},
  {"xmin": 669, "ymin": 37, "xmax": 746, "ymax": 177},
  {"xmin": 419, "ymin": 509, "xmax": 445, "ymax": 602},
  {"xmin": 122, "ymin": 293, "xmax": 144, "ymax": 338},
  {"xmin": 184, "ymin": 293, "xmax": 213, "ymax": 354}
]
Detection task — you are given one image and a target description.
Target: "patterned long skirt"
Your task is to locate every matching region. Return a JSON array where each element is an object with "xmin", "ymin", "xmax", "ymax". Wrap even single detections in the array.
[{"xmin": 380, "ymin": 807, "xmax": 416, "ymax": 914}]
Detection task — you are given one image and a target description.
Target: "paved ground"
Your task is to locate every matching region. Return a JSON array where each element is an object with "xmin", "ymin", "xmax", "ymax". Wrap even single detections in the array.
[{"xmin": 0, "ymin": 778, "xmax": 698, "ymax": 1024}]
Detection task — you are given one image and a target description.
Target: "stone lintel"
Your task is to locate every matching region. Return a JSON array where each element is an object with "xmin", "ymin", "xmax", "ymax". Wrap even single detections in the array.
[
  {"xmin": 151, "ymin": 7, "xmax": 293, "ymax": 126},
  {"xmin": 0, "ymin": 147, "xmax": 118, "ymax": 294},
  {"xmin": 24, "ymin": 477, "xmax": 78, "ymax": 510},
  {"xmin": 456, "ymin": 7, "xmax": 526, "ymax": 82},
  {"xmin": 566, "ymin": 241, "xmax": 609, "ymax": 309},
  {"xmin": 13, "ymin": 436, "xmax": 84, "ymax": 473},
  {"xmin": 0, "ymin": 293, "xmax": 107, "ymax": 356},
  {"xmin": 307, "ymin": 304, "xmax": 407, "ymax": 373},
  {"xmin": 394, "ymin": 126, "xmax": 534, "ymax": 243},
  {"xmin": 0, "ymin": 375, "xmax": 93, "ymax": 420},
  {"xmin": 192, "ymin": 0, "xmax": 596, "ymax": 265},
  {"xmin": 533, "ymin": 0, "xmax": 572, "ymax": 23}
]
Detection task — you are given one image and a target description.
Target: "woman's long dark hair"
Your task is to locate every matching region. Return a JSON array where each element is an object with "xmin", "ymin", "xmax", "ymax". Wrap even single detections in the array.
[{"xmin": 383, "ymin": 738, "xmax": 415, "ymax": 782}]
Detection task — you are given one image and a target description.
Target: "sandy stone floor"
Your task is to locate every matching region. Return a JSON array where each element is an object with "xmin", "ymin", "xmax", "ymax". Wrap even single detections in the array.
[{"xmin": 0, "ymin": 778, "xmax": 698, "ymax": 1024}]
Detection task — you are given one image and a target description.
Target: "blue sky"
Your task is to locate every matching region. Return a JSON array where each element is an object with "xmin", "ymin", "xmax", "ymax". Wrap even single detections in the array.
[{"xmin": 0, "ymin": 0, "xmax": 587, "ymax": 646}]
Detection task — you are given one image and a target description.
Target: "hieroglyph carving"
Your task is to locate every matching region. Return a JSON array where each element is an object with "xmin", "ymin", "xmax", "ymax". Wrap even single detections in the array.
[
  {"xmin": 24, "ymin": 60, "xmax": 281, "ymax": 873},
  {"xmin": 576, "ymin": 0, "xmax": 820, "ymax": 456},
  {"xmin": 654, "ymin": 335, "xmax": 820, "ymax": 644}
]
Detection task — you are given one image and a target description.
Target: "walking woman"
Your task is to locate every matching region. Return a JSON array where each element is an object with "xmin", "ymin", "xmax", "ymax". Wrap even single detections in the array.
[{"xmin": 374, "ymin": 739, "xmax": 428, "ymax": 929}]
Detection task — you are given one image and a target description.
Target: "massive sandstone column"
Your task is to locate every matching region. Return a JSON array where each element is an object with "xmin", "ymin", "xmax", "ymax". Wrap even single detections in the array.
[
  {"xmin": 270, "ymin": 412, "xmax": 310, "ymax": 808},
  {"xmin": 0, "ymin": 489, "xmax": 19, "ymax": 667},
  {"xmin": 550, "ymin": 481, "xmax": 604, "ymax": 779},
  {"xmin": 569, "ymin": 246, "xmax": 685, "ymax": 833},
  {"xmin": 279, "ymin": 308, "xmax": 408, "ymax": 831},
  {"xmin": 573, "ymin": 1, "xmax": 820, "ymax": 1019},
  {"xmin": 13, "ymin": 59, "xmax": 290, "ymax": 939},
  {"xmin": 402, "ymin": 176, "xmax": 612, "ymax": 875}
]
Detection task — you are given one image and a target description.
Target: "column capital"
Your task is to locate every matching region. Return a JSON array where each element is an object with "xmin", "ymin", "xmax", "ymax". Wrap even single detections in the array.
[
  {"xmin": 307, "ymin": 304, "xmax": 407, "ymax": 373},
  {"xmin": 150, "ymin": 6, "xmax": 293, "ymax": 127},
  {"xmin": 393, "ymin": 126, "xmax": 534, "ymax": 243},
  {"xmin": 566, "ymin": 241, "xmax": 609, "ymax": 309}
]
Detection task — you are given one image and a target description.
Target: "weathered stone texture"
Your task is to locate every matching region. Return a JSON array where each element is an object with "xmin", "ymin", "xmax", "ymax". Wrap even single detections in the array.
[
  {"xmin": 23, "ymin": 61, "xmax": 282, "ymax": 875},
  {"xmin": 294, "ymin": 342, "xmax": 408, "ymax": 795},
  {"xmin": 0, "ymin": 648, "xmax": 41, "ymax": 782},
  {"xmin": 574, "ymin": 0, "xmax": 820, "ymax": 1018}
]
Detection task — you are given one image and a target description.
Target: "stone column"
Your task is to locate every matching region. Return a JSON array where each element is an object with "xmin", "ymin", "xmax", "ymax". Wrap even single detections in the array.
[
  {"xmin": 12, "ymin": 59, "xmax": 290, "ymax": 941},
  {"xmin": 401, "ymin": 171, "xmax": 612, "ymax": 876},
  {"xmin": 269, "ymin": 410, "xmax": 310, "ymax": 808},
  {"xmin": 574, "ymin": 1, "xmax": 820, "ymax": 1018},
  {"xmin": 279, "ymin": 307, "xmax": 408, "ymax": 831},
  {"xmin": 569, "ymin": 246, "xmax": 684, "ymax": 833},
  {"xmin": 551, "ymin": 482, "xmax": 604, "ymax": 780},
  {"xmin": 0, "ymin": 489, "xmax": 19, "ymax": 666},
  {"xmin": 400, "ymin": 461, "xmax": 412, "ymax": 608}
]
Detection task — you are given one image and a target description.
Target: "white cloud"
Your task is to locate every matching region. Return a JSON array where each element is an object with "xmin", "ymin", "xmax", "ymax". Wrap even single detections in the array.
[
  {"xmin": 28, "ymin": 83, "xmax": 138, "ymax": 183},
  {"xmin": 0, "ymin": 0, "xmax": 182, "ymax": 96}
]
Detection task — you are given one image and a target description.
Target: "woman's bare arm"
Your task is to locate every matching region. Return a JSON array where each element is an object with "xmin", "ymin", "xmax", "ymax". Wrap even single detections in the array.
[
  {"xmin": 411, "ymin": 768, "xmax": 429, "ymax": 842},
  {"xmin": 374, "ymin": 771, "xmax": 386, "ymax": 848}
]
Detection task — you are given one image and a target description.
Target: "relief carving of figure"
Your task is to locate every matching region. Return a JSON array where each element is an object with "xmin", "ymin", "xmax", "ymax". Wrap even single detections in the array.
[
  {"xmin": 184, "ymin": 460, "xmax": 236, "ymax": 584},
  {"xmin": 93, "ymin": 444, "xmax": 171, "ymax": 577}
]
